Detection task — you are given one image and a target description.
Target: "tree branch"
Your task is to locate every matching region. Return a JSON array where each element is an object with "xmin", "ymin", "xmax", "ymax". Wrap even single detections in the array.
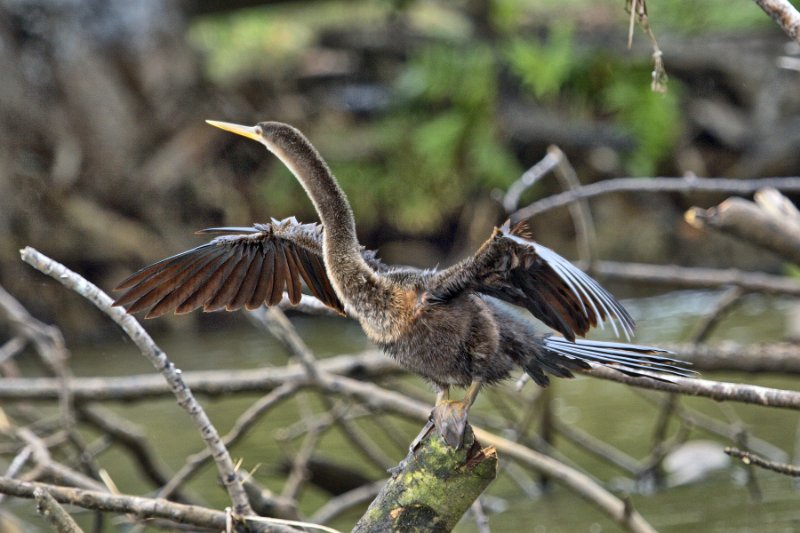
[
  {"xmin": 0, "ymin": 477, "xmax": 227, "ymax": 530},
  {"xmin": 583, "ymin": 366, "xmax": 800, "ymax": 409},
  {"xmin": 588, "ymin": 261, "xmax": 800, "ymax": 296},
  {"xmin": 512, "ymin": 176, "xmax": 800, "ymax": 221},
  {"xmin": 19, "ymin": 247, "xmax": 253, "ymax": 518},
  {"xmin": 34, "ymin": 487, "xmax": 84, "ymax": 533},
  {"xmin": 725, "ymin": 446, "xmax": 800, "ymax": 476},
  {"xmin": 753, "ymin": 0, "xmax": 800, "ymax": 43},
  {"xmin": 686, "ymin": 193, "xmax": 800, "ymax": 265},
  {"xmin": 353, "ymin": 426, "xmax": 497, "ymax": 532}
]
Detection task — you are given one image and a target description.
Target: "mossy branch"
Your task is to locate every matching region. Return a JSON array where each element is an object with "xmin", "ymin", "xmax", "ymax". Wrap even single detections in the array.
[{"xmin": 354, "ymin": 425, "xmax": 496, "ymax": 532}]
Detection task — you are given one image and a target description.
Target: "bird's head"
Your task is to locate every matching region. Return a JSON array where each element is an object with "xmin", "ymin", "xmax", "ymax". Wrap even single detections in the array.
[{"xmin": 206, "ymin": 120, "xmax": 323, "ymax": 179}]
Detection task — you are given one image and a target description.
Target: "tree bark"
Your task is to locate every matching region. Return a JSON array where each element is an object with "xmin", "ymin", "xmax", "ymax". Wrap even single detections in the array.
[{"xmin": 354, "ymin": 425, "xmax": 496, "ymax": 532}]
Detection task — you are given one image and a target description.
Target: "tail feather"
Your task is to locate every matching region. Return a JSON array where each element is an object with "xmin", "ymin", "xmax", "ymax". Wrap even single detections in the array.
[{"xmin": 535, "ymin": 336, "xmax": 694, "ymax": 383}]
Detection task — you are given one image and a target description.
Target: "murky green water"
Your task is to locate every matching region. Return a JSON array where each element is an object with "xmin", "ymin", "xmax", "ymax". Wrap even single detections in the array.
[{"xmin": 7, "ymin": 290, "xmax": 800, "ymax": 532}]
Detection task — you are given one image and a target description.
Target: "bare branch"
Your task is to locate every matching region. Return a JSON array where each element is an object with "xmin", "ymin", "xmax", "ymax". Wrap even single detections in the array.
[
  {"xmin": 473, "ymin": 428, "xmax": 656, "ymax": 533},
  {"xmin": 309, "ymin": 481, "xmax": 384, "ymax": 525},
  {"xmin": 0, "ymin": 351, "xmax": 397, "ymax": 401},
  {"xmin": 77, "ymin": 405, "xmax": 187, "ymax": 501},
  {"xmin": 0, "ymin": 285, "xmax": 74, "ymax": 432},
  {"xmin": 502, "ymin": 151, "xmax": 560, "ymax": 213},
  {"xmin": 549, "ymin": 146, "xmax": 597, "ymax": 264},
  {"xmin": 512, "ymin": 176, "xmax": 800, "ymax": 221},
  {"xmin": 584, "ymin": 366, "xmax": 800, "ymax": 409},
  {"xmin": 34, "ymin": 487, "xmax": 84, "ymax": 533},
  {"xmin": 689, "ymin": 287, "xmax": 744, "ymax": 343},
  {"xmin": 725, "ymin": 446, "xmax": 800, "ymax": 477},
  {"xmin": 158, "ymin": 382, "xmax": 301, "ymax": 501},
  {"xmin": 753, "ymin": 0, "xmax": 800, "ymax": 44},
  {"xmin": 588, "ymin": 261, "xmax": 800, "ymax": 296},
  {"xmin": 0, "ymin": 477, "xmax": 227, "ymax": 530},
  {"xmin": 686, "ymin": 195, "xmax": 800, "ymax": 265},
  {"xmin": 19, "ymin": 247, "xmax": 253, "ymax": 517},
  {"xmin": 353, "ymin": 426, "xmax": 497, "ymax": 532}
]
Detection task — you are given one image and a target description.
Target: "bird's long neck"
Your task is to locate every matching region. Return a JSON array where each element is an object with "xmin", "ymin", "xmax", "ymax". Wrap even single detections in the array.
[{"xmin": 265, "ymin": 127, "xmax": 378, "ymax": 307}]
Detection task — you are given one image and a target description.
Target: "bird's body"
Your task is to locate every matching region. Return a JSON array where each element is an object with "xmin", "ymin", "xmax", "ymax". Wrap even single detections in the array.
[{"xmin": 114, "ymin": 120, "xmax": 691, "ymax": 446}]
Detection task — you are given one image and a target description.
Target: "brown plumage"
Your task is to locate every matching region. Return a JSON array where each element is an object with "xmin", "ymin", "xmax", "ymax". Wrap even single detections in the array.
[{"xmin": 114, "ymin": 120, "xmax": 691, "ymax": 447}]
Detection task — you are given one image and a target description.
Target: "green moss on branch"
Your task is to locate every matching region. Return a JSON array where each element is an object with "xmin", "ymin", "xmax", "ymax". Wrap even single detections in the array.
[{"xmin": 354, "ymin": 425, "xmax": 496, "ymax": 532}]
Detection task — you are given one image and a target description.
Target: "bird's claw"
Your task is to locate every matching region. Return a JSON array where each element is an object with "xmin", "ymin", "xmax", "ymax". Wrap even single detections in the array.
[{"xmin": 431, "ymin": 400, "xmax": 469, "ymax": 449}]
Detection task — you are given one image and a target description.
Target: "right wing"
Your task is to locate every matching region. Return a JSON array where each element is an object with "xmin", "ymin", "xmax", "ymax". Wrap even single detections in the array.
[{"xmin": 429, "ymin": 221, "xmax": 634, "ymax": 342}]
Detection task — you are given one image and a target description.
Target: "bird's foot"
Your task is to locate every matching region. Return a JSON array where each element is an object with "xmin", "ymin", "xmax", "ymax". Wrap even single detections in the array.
[{"xmin": 431, "ymin": 400, "xmax": 470, "ymax": 449}]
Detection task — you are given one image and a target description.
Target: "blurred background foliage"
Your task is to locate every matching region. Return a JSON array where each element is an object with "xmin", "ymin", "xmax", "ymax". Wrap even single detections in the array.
[
  {"xmin": 1, "ymin": 0, "xmax": 797, "ymax": 336},
  {"xmin": 185, "ymin": 0, "xmax": 773, "ymax": 236}
]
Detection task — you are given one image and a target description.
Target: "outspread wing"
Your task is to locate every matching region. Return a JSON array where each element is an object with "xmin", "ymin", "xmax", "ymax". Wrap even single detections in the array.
[
  {"xmin": 113, "ymin": 217, "xmax": 358, "ymax": 318},
  {"xmin": 429, "ymin": 221, "xmax": 634, "ymax": 342}
]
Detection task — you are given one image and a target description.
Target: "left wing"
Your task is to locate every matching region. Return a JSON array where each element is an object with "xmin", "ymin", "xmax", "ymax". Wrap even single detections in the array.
[
  {"xmin": 429, "ymin": 221, "xmax": 634, "ymax": 342},
  {"xmin": 113, "ymin": 217, "xmax": 347, "ymax": 318}
]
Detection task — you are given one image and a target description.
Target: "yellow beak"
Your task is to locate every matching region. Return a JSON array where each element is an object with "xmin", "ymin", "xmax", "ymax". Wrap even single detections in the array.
[{"xmin": 205, "ymin": 120, "xmax": 261, "ymax": 142}]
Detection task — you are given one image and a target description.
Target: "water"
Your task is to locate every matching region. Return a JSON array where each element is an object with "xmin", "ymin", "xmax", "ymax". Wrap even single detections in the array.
[{"xmin": 6, "ymin": 290, "xmax": 800, "ymax": 532}]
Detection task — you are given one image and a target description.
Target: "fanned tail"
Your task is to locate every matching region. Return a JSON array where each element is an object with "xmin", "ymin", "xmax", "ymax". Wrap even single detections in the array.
[{"xmin": 525, "ymin": 336, "xmax": 694, "ymax": 387}]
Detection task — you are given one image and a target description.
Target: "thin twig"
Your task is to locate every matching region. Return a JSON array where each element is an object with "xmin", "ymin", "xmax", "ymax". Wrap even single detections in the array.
[
  {"xmin": 0, "ymin": 336, "xmax": 26, "ymax": 366},
  {"xmin": 502, "ymin": 151, "xmax": 560, "ymax": 213},
  {"xmin": 158, "ymin": 382, "xmax": 301, "ymax": 500},
  {"xmin": 0, "ymin": 285, "xmax": 74, "ymax": 433},
  {"xmin": 0, "ymin": 351, "xmax": 397, "ymax": 401},
  {"xmin": 725, "ymin": 447, "xmax": 800, "ymax": 476},
  {"xmin": 550, "ymin": 146, "xmax": 597, "ymax": 264},
  {"xmin": 690, "ymin": 287, "xmax": 744, "ymax": 343},
  {"xmin": 19, "ymin": 247, "xmax": 253, "ymax": 518},
  {"xmin": 470, "ymin": 498, "xmax": 491, "ymax": 533},
  {"xmin": 625, "ymin": 0, "xmax": 667, "ymax": 92},
  {"xmin": 309, "ymin": 481, "xmax": 385, "ymax": 525},
  {"xmin": 280, "ymin": 423, "xmax": 321, "ymax": 501},
  {"xmin": 251, "ymin": 308, "xmax": 397, "ymax": 471},
  {"xmin": 16, "ymin": 428, "xmax": 106, "ymax": 492},
  {"xmin": 637, "ymin": 391, "xmax": 787, "ymax": 462},
  {"xmin": 512, "ymin": 175, "xmax": 800, "ymax": 221},
  {"xmin": 553, "ymin": 420, "xmax": 641, "ymax": 475},
  {"xmin": 78, "ymin": 405, "xmax": 189, "ymax": 502},
  {"xmin": 586, "ymin": 260, "xmax": 800, "ymax": 296}
]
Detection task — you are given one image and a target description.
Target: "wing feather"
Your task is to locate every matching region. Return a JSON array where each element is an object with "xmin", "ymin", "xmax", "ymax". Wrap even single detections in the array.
[
  {"xmin": 430, "ymin": 221, "xmax": 635, "ymax": 341},
  {"xmin": 113, "ymin": 218, "xmax": 373, "ymax": 317},
  {"xmin": 229, "ymin": 249, "xmax": 264, "ymax": 311},
  {"xmin": 204, "ymin": 247, "xmax": 252, "ymax": 312},
  {"xmin": 248, "ymin": 248, "xmax": 275, "ymax": 310}
]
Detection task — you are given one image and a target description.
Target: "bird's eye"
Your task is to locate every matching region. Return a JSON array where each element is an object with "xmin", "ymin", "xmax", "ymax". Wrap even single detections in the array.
[{"xmin": 255, "ymin": 126, "xmax": 262, "ymax": 136}]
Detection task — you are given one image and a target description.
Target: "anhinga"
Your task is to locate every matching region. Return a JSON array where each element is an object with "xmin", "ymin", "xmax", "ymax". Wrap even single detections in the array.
[{"xmin": 114, "ymin": 120, "xmax": 690, "ymax": 447}]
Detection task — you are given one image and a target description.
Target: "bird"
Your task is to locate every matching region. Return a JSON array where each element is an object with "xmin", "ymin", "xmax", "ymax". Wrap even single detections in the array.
[{"xmin": 113, "ymin": 120, "xmax": 692, "ymax": 448}]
